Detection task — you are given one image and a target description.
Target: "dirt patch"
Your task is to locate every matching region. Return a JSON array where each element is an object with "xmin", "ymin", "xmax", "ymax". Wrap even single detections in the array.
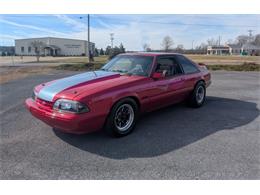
[{"xmin": 0, "ymin": 66, "xmax": 53, "ymax": 84}]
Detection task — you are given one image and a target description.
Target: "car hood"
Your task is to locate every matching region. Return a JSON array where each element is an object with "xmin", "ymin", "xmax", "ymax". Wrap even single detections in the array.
[{"xmin": 35, "ymin": 70, "xmax": 146, "ymax": 102}]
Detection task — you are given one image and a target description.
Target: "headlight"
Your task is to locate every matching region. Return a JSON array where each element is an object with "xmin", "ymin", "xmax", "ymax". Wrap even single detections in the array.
[{"xmin": 53, "ymin": 99, "xmax": 89, "ymax": 113}]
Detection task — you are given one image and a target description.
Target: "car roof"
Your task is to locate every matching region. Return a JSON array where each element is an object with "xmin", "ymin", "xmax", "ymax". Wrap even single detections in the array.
[{"xmin": 118, "ymin": 52, "xmax": 183, "ymax": 57}]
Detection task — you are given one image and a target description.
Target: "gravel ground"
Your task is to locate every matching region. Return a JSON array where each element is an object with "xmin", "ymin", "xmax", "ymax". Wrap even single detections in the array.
[{"xmin": 0, "ymin": 71, "xmax": 259, "ymax": 179}]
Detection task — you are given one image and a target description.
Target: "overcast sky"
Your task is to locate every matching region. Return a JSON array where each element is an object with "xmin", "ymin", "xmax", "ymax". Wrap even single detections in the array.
[{"xmin": 0, "ymin": 14, "xmax": 259, "ymax": 50}]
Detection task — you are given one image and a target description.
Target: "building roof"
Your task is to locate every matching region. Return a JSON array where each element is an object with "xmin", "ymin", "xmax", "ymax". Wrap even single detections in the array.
[
  {"xmin": 15, "ymin": 37, "xmax": 94, "ymax": 44},
  {"xmin": 207, "ymin": 45, "xmax": 229, "ymax": 50}
]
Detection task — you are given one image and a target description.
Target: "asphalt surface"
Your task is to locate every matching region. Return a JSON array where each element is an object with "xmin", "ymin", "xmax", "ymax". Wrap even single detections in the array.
[{"xmin": 0, "ymin": 71, "xmax": 260, "ymax": 179}]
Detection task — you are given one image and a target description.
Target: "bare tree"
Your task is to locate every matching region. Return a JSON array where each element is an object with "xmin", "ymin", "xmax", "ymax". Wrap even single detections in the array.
[
  {"xmin": 146, "ymin": 47, "xmax": 152, "ymax": 52},
  {"xmin": 119, "ymin": 43, "xmax": 126, "ymax": 53},
  {"xmin": 252, "ymin": 34, "xmax": 260, "ymax": 46},
  {"xmin": 196, "ymin": 43, "xmax": 207, "ymax": 50},
  {"xmin": 143, "ymin": 43, "xmax": 152, "ymax": 52},
  {"xmin": 30, "ymin": 41, "xmax": 46, "ymax": 62},
  {"xmin": 176, "ymin": 44, "xmax": 184, "ymax": 50},
  {"xmin": 236, "ymin": 35, "xmax": 249, "ymax": 46},
  {"xmin": 207, "ymin": 38, "xmax": 219, "ymax": 46},
  {"xmin": 143, "ymin": 43, "xmax": 149, "ymax": 51},
  {"xmin": 227, "ymin": 39, "xmax": 234, "ymax": 44},
  {"xmin": 193, "ymin": 43, "xmax": 208, "ymax": 54},
  {"xmin": 161, "ymin": 36, "xmax": 174, "ymax": 52}
]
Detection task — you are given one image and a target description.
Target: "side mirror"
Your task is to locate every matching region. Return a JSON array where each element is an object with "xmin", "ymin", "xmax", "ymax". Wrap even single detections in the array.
[{"xmin": 152, "ymin": 72, "xmax": 164, "ymax": 79}]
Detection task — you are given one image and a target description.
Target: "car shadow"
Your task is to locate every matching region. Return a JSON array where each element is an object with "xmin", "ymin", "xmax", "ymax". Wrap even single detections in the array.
[{"xmin": 54, "ymin": 96, "xmax": 259, "ymax": 159}]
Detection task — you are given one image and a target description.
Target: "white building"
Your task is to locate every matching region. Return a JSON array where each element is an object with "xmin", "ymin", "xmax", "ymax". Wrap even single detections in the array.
[
  {"xmin": 207, "ymin": 45, "xmax": 230, "ymax": 55},
  {"xmin": 15, "ymin": 37, "xmax": 95, "ymax": 56},
  {"xmin": 207, "ymin": 43, "xmax": 260, "ymax": 56}
]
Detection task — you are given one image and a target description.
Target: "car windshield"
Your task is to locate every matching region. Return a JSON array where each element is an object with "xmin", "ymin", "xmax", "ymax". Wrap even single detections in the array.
[{"xmin": 101, "ymin": 55, "xmax": 154, "ymax": 76}]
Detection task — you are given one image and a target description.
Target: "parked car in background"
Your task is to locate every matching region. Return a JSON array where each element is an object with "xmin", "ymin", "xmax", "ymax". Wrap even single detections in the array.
[{"xmin": 25, "ymin": 53, "xmax": 211, "ymax": 137}]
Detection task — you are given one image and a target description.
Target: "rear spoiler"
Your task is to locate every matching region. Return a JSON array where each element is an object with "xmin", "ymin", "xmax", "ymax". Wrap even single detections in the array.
[{"xmin": 197, "ymin": 62, "xmax": 208, "ymax": 70}]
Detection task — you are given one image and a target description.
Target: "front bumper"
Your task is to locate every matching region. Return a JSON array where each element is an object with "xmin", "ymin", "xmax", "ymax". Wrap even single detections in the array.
[{"xmin": 25, "ymin": 98, "xmax": 105, "ymax": 134}]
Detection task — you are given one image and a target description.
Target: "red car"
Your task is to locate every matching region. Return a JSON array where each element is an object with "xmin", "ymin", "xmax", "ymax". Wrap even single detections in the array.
[{"xmin": 25, "ymin": 53, "xmax": 211, "ymax": 137}]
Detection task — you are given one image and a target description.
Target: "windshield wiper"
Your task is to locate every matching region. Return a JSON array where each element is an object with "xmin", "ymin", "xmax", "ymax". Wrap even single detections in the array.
[{"xmin": 101, "ymin": 69, "xmax": 132, "ymax": 75}]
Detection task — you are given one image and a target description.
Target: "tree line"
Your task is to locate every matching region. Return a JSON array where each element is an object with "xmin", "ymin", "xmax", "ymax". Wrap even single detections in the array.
[
  {"xmin": 96, "ymin": 33, "xmax": 260, "ymax": 57},
  {"xmin": 96, "ymin": 43, "xmax": 126, "ymax": 59},
  {"xmin": 11, "ymin": 33, "xmax": 259, "ymax": 60}
]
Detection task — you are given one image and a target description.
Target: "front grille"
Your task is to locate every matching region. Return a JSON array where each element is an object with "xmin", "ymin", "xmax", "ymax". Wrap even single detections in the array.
[{"xmin": 35, "ymin": 97, "xmax": 53, "ymax": 111}]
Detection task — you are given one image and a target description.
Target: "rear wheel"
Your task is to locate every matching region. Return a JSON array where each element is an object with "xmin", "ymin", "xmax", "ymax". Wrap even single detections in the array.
[
  {"xmin": 188, "ymin": 81, "xmax": 206, "ymax": 108},
  {"xmin": 105, "ymin": 98, "xmax": 138, "ymax": 137}
]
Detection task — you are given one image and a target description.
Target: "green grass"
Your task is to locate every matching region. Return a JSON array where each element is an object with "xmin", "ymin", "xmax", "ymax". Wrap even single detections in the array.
[
  {"xmin": 206, "ymin": 63, "xmax": 260, "ymax": 71},
  {"xmin": 187, "ymin": 54, "xmax": 260, "ymax": 61},
  {"xmin": 53, "ymin": 55, "xmax": 260, "ymax": 72},
  {"xmin": 55, "ymin": 63, "xmax": 260, "ymax": 72}
]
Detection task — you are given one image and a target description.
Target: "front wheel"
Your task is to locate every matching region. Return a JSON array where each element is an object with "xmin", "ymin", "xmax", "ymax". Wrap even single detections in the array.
[
  {"xmin": 188, "ymin": 81, "xmax": 206, "ymax": 108},
  {"xmin": 105, "ymin": 98, "xmax": 138, "ymax": 137}
]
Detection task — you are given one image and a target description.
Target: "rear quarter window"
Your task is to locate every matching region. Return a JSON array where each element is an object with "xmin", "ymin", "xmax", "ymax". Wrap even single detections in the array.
[{"xmin": 176, "ymin": 55, "xmax": 199, "ymax": 74}]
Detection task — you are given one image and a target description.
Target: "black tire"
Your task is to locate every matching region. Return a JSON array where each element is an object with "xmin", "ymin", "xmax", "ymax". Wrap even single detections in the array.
[
  {"xmin": 188, "ymin": 81, "xmax": 206, "ymax": 108},
  {"xmin": 104, "ymin": 98, "xmax": 138, "ymax": 137}
]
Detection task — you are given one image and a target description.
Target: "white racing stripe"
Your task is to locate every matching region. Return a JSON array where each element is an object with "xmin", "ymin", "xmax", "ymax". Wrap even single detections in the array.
[{"xmin": 37, "ymin": 70, "xmax": 118, "ymax": 102}]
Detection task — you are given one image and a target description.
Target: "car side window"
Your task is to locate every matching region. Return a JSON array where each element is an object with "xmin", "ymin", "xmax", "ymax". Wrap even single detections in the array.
[
  {"xmin": 155, "ymin": 57, "xmax": 183, "ymax": 77},
  {"xmin": 176, "ymin": 55, "xmax": 199, "ymax": 74}
]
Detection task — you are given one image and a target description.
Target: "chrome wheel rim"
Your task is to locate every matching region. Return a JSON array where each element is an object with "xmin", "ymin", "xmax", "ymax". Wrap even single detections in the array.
[
  {"xmin": 196, "ymin": 86, "xmax": 205, "ymax": 104},
  {"xmin": 114, "ymin": 104, "xmax": 134, "ymax": 132}
]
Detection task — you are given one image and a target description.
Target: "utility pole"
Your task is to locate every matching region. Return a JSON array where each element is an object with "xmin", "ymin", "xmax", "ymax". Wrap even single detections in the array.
[
  {"xmin": 248, "ymin": 30, "xmax": 253, "ymax": 37},
  {"xmin": 192, "ymin": 40, "xmax": 194, "ymax": 50},
  {"xmin": 248, "ymin": 30, "xmax": 253, "ymax": 54},
  {"xmin": 248, "ymin": 30, "xmax": 253, "ymax": 42},
  {"xmin": 87, "ymin": 14, "xmax": 91, "ymax": 63},
  {"xmin": 110, "ymin": 33, "xmax": 114, "ymax": 48},
  {"xmin": 79, "ymin": 15, "xmax": 91, "ymax": 63}
]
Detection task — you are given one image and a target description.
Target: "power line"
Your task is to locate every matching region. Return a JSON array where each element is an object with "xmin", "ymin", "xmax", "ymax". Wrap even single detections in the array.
[
  {"xmin": 2, "ymin": 15, "xmax": 258, "ymax": 28},
  {"xmin": 91, "ymin": 15, "xmax": 258, "ymax": 28}
]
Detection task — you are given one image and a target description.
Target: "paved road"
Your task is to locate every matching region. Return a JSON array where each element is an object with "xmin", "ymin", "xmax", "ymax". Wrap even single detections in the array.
[{"xmin": 1, "ymin": 71, "xmax": 259, "ymax": 179}]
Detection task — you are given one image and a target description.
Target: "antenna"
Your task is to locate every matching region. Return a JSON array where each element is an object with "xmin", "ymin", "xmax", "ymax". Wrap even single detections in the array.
[
  {"xmin": 247, "ymin": 30, "xmax": 254, "ymax": 43},
  {"xmin": 110, "ymin": 33, "xmax": 114, "ymax": 48},
  {"xmin": 248, "ymin": 30, "xmax": 253, "ymax": 37}
]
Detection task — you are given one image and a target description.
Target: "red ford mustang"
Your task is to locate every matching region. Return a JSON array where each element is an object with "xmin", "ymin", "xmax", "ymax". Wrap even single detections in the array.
[{"xmin": 25, "ymin": 53, "xmax": 211, "ymax": 137}]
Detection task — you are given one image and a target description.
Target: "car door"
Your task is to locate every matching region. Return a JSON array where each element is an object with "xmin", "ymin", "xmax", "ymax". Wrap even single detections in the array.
[
  {"xmin": 146, "ymin": 56, "xmax": 186, "ymax": 111},
  {"xmin": 175, "ymin": 55, "xmax": 201, "ymax": 93},
  {"xmin": 165, "ymin": 56, "xmax": 187, "ymax": 103}
]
